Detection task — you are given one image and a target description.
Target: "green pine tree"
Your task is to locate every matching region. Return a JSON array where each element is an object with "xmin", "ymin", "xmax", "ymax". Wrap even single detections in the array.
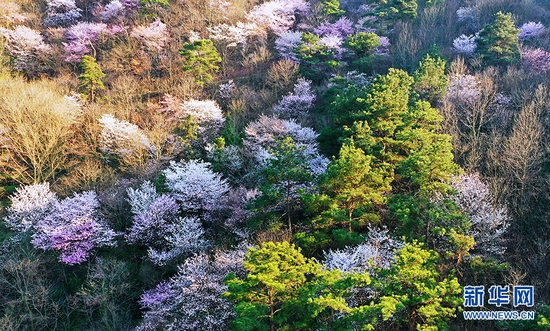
[
  {"xmin": 180, "ymin": 39, "xmax": 222, "ymax": 85},
  {"xmin": 476, "ymin": 11, "xmax": 520, "ymax": 65},
  {"xmin": 376, "ymin": 242, "xmax": 462, "ymax": 331},
  {"xmin": 413, "ymin": 54, "xmax": 448, "ymax": 103},
  {"xmin": 78, "ymin": 55, "xmax": 105, "ymax": 102}
]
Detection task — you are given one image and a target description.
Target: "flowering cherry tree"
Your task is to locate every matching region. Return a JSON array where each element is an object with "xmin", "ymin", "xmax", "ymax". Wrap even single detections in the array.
[
  {"xmin": 314, "ymin": 17, "xmax": 354, "ymax": 38},
  {"xmin": 324, "ymin": 227, "xmax": 403, "ymax": 272},
  {"xmin": 522, "ymin": 48, "xmax": 550, "ymax": 73},
  {"xmin": 208, "ymin": 22, "xmax": 258, "ymax": 48},
  {"xmin": 126, "ymin": 193, "xmax": 207, "ymax": 265},
  {"xmin": 44, "ymin": 0, "xmax": 82, "ymax": 27},
  {"xmin": 130, "ymin": 19, "xmax": 170, "ymax": 53},
  {"xmin": 452, "ymin": 34, "xmax": 477, "ymax": 56},
  {"xmin": 273, "ymin": 78, "xmax": 315, "ymax": 120},
  {"xmin": 246, "ymin": 0, "xmax": 310, "ymax": 36},
  {"xmin": 0, "ymin": 26, "xmax": 52, "ymax": 72},
  {"xmin": 98, "ymin": 114, "xmax": 153, "ymax": 166},
  {"xmin": 179, "ymin": 99, "xmax": 225, "ymax": 133},
  {"xmin": 63, "ymin": 22, "xmax": 111, "ymax": 63},
  {"xmin": 519, "ymin": 21, "xmax": 545, "ymax": 40},
  {"xmin": 244, "ymin": 115, "xmax": 329, "ymax": 175},
  {"xmin": 446, "ymin": 73, "xmax": 480, "ymax": 104},
  {"xmin": 163, "ymin": 160, "xmax": 230, "ymax": 216},
  {"xmin": 31, "ymin": 191, "xmax": 117, "ymax": 265},
  {"xmin": 450, "ymin": 173, "xmax": 509, "ymax": 258},
  {"xmin": 275, "ymin": 31, "xmax": 303, "ymax": 61},
  {"xmin": 95, "ymin": 0, "xmax": 125, "ymax": 22},
  {"xmin": 136, "ymin": 244, "xmax": 249, "ymax": 330},
  {"xmin": 4, "ymin": 182, "xmax": 58, "ymax": 233}
]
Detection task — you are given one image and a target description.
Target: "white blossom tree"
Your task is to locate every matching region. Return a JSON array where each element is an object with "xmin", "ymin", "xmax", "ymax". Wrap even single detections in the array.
[
  {"xmin": 98, "ymin": 114, "xmax": 153, "ymax": 167},
  {"xmin": 44, "ymin": 0, "xmax": 82, "ymax": 27},
  {"xmin": 244, "ymin": 115, "xmax": 328, "ymax": 175},
  {"xmin": 324, "ymin": 227, "xmax": 404, "ymax": 273},
  {"xmin": 246, "ymin": 0, "xmax": 310, "ymax": 36},
  {"xmin": 126, "ymin": 193, "xmax": 207, "ymax": 265},
  {"xmin": 163, "ymin": 160, "xmax": 230, "ymax": 216},
  {"xmin": 179, "ymin": 99, "xmax": 225, "ymax": 134},
  {"xmin": 274, "ymin": 31, "xmax": 302, "ymax": 61},
  {"xmin": 446, "ymin": 73, "xmax": 480, "ymax": 104},
  {"xmin": 0, "ymin": 26, "xmax": 52, "ymax": 72},
  {"xmin": 96, "ymin": 0, "xmax": 125, "ymax": 22},
  {"xmin": 208, "ymin": 22, "xmax": 258, "ymax": 48},
  {"xmin": 4, "ymin": 182, "xmax": 58, "ymax": 233},
  {"xmin": 130, "ymin": 19, "xmax": 170, "ymax": 53},
  {"xmin": 450, "ymin": 173, "xmax": 509, "ymax": 258},
  {"xmin": 519, "ymin": 21, "xmax": 545, "ymax": 40},
  {"xmin": 136, "ymin": 243, "xmax": 249, "ymax": 331},
  {"xmin": 126, "ymin": 181, "xmax": 159, "ymax": 215},
  {"xmin": 452, "ymin": 34, "xmax": 477, "ymax": 56},
  {"xmin": 272, "ymin": 78, "xmax": 315, "ymax": 120}
]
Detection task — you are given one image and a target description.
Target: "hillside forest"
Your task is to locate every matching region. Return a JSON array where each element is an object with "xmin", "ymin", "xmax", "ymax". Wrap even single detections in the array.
[{"xmin": 1, "ymin": 0, "xmax": 550, "ymax": 330}]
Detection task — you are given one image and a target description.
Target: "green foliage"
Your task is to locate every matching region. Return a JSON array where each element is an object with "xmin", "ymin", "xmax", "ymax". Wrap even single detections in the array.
[
  {"xmin": 139, "ymin": 0, "xmax": 169, "ymax": 7},
  {"xmin": 344, "ymin": 32, "xmax": 381, "ymax": 55},
  {"xmin": 180, "ymin": 39, "xmax": 222, "ymax": 85},
  {"xmin": 320, "ymin": 0, "xmax": 344, "ymax": 17},
  {"xmin": 295, "ymin": 33, "xmax": 344, "ymax": 81},
  {"xmin": 413, "ymin": 54, "xmax": 447, "ymax": 103},
  {"xmin": 301, "ymin": 144, "xmax": 388, "ymax": 250},
  {"xmin": 225, "ymin": 241, "xmax": 375, "ymax": 331},
  {"xmin": 375, "ymin": 0, "xmax": 418, "ymax": 19},
  {"xmin": 476, "ymin": 12, "xmax": 520, "ymax": 65},
  {"xmin": 224, "ymin": 241, "xmax": 319, "ymax": 331},
  {"xmin": 497, "ymin": 304, "xmax": 550, "ymax": 330},
  {"xmin": 78, "ymin": 55, "xmax": 105, "ymax": 102},
  {"xmin": 247, "ymin": 137, "xmax": 313, "ymax": 233},
  {"xmin": 346, "ymin": 69, "xmax": 457, "ymax": 194},
  {"xmin": 376, "ymin": 242, "xmax": 462, "ymax": 331}
]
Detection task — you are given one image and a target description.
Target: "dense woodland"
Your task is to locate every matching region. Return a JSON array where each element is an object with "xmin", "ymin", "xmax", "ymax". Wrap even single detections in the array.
[{"xmin": 1, "ymin": 0, "xmax": 550, "ymax": 330}]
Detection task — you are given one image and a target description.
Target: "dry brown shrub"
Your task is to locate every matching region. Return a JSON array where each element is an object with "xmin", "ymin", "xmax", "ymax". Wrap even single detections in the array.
[
  {"xmin": 0, "ymin": 74, "xmax": 83, "ymax": 184},
  {"xmin": 266, "ymin": 59, "xmax": 300, "ymax": 98}
]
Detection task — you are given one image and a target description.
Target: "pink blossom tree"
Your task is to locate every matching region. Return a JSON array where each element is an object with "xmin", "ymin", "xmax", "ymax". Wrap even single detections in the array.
[
  {"xmin": 522, "ymin": 48, "xmax": 550, "ymax": 73},
  {"xmin": 272, "ymin": 78, "xmax": 315, "ymax": 120},
  {"xmin": 31, "ymin": 191, "xmax": 118, "ymax": 265},
  {"xmin": 246, "ymin": 0, "xmax": 310, "ymax": 36},
  {"xmin": 0, "ymin": 26, "xmax": 52, "ymax": 73},
  {"xmin": 63, "ymin": 22, "xmax": 110, "ymax": 63},
  {"xmin": 314, "ymin": 17, "xmax": 354, "ymax": 38},
  {"xmin": 130, "ymin": 19, "xmax": 170, "ymax": 53}
]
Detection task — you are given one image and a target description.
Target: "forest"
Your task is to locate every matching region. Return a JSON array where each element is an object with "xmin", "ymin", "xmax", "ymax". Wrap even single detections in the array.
[{"xmin": 0, "ymin": 0, "xmax": 550, "ymax": 330}]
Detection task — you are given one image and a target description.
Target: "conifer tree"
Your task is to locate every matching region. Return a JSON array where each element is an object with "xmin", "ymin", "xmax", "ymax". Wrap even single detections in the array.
[
  {"xmin": 180, "ymin": 39, "xmax": 222, "ymax": 85},
  {"xmin": 78, "ymin": 55, "xmax": 105, "ymax": 102},
  {"xmin": 413, "ymin": 54, "xmax": 447, "ymax": 103},
  {"xmin": 476, "ymin": 11, "xmax": 520, "ymax": 65}
]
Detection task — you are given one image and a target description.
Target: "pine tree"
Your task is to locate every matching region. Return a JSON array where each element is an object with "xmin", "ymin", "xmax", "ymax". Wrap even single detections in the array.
[
  {"xmin": 78, "ymin": 55, "xmax": 105, "ymax": 102},
  {"xmin": 413, "ymin": 54, "xmax": 447, "ymax": 103},
  {"xmin": 180, "ymin": 39, "xmax": 222, "ymax": 85},
  {"xmin": 477, "ymin": 11, "xmax": 520, "ymax": 65}
]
